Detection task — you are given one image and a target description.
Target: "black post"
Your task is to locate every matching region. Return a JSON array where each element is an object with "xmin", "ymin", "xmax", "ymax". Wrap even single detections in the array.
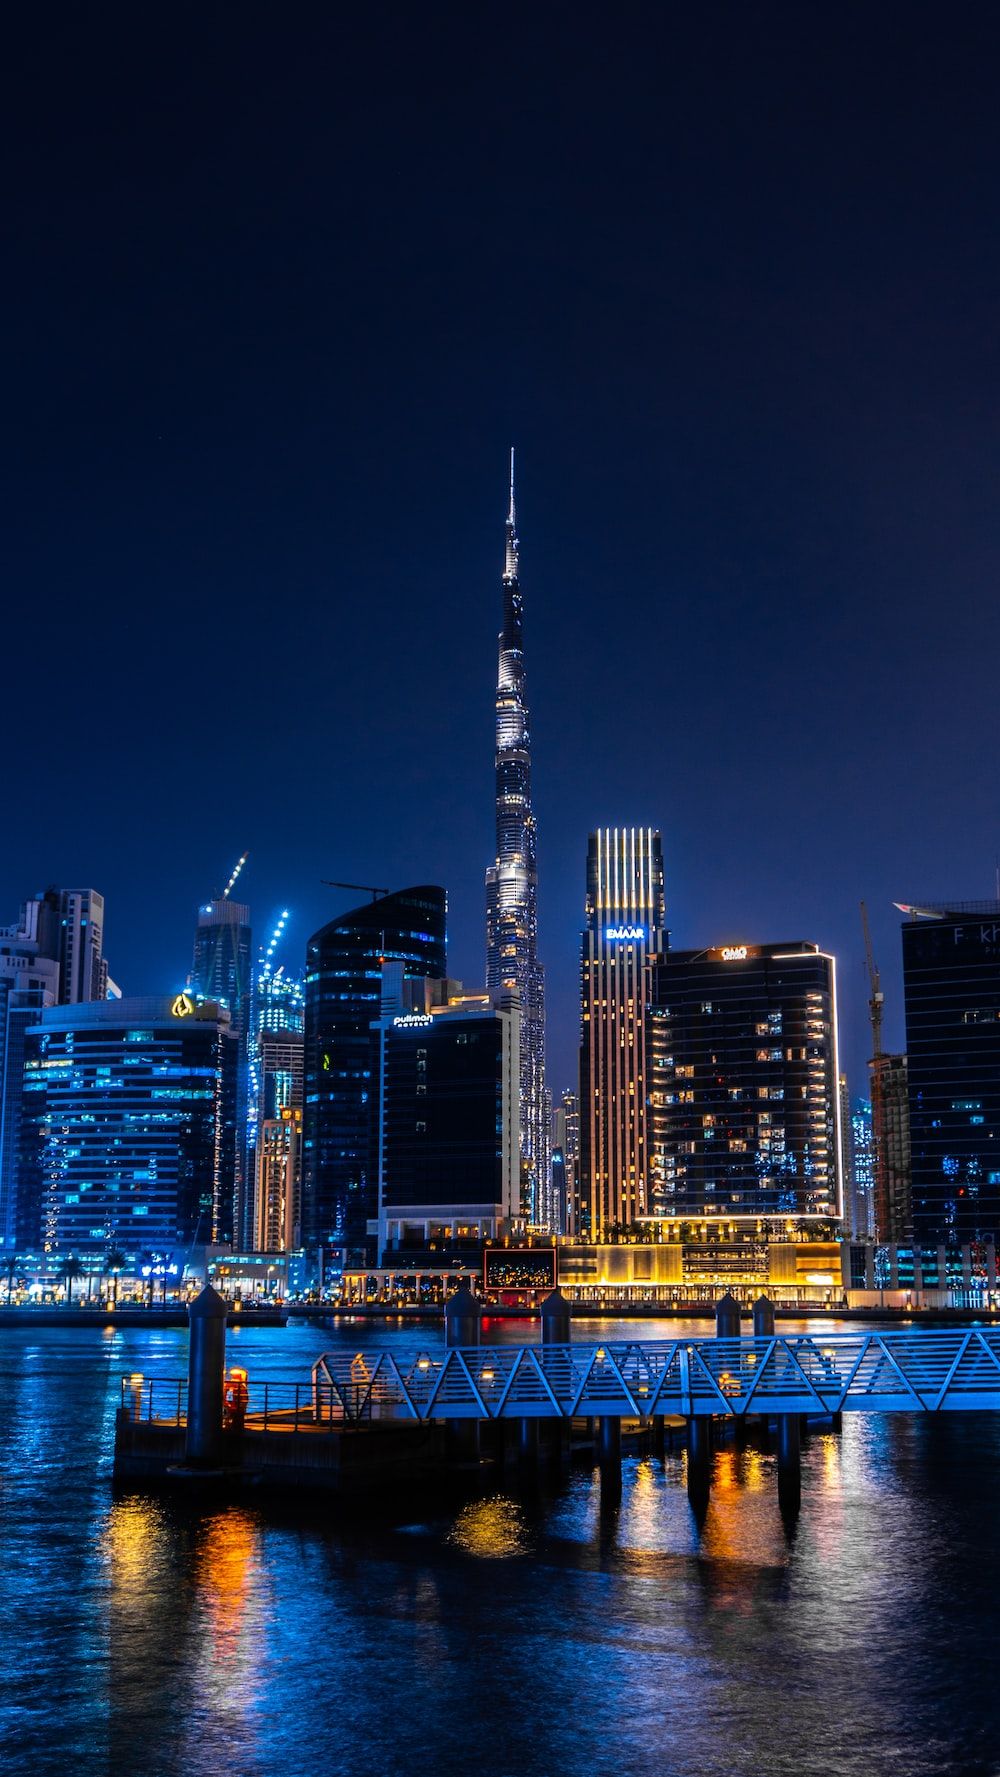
[
  {"xmin": 752, "ymin": 1295, "xmax": 775, "ymax": 1339},
  {"xmin": 445, "ymin": 1283, "xmax": 482, "ymax": 1349},
  {"xmin": 597, "ymin": 1415, "xmax": 621, "ymax": 1499},
  {"xmin": 715, "ymin": 1292, "xmax": 742, "ymax": 1340},
  {"xmin": 444, "ymin": 1284, "xmax": 481, "ymax": 1463},
  {"xmin": 777, "ymin": 1411, "xmax": 801, "ymax": 1508},
  {"xmin": 687, "ymin": 1414, "xmax": 711, "ymax": 1500},
  {"xmin": 184, "ymin": 1284, "xmax": 229, "ymax": 1466},
  {"xmin": 540, "ymin": 1287, "xmax": 572, "ymax": 1345}
]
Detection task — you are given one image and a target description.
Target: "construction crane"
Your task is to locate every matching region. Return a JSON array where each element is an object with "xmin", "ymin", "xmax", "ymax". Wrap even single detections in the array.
[
  {"xmin": 860, "ymin": 900, "xmax": 884, "ymax": 1059},
  {"xmin": 320, "ymin": 880, "xmax": 388, "ymax": 903},
  {"xmin": 221, "ymin": 853, "xmax": 249, "ymax": 900}
]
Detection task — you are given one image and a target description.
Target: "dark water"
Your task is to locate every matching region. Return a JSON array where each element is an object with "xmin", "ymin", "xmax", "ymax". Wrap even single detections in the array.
[{"xmin": 2, "ymin": 1317, "xmax": 998, "ymax": 1777}]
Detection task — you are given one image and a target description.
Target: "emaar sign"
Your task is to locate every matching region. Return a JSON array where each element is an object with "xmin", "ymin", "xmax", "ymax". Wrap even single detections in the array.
[{"xmin": 605, "ymin": 925, "xmax": 645, "ymax": 942}]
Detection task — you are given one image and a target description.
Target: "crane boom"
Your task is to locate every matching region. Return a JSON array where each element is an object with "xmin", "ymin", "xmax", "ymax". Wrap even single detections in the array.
[
  {"xmin": 860, "ymin": 900, "xmax": 884, "ymax": 1058},
  {"xmin": 320, "ymin": 879, "xmax": 389, "ymax": 903}
]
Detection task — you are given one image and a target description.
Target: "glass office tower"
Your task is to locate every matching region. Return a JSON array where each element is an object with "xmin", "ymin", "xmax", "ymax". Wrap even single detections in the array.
[
  {"xmin": 647, "ymin": 941, "xmax": 842, "ymax": 1226},
  {"xmin": 302, "ymin": 886, "xmax": 447, "ymax": 1272},
  {"xmin": 191, "ymin": 894, "xmax": 252, "ymax": 1246},
  {"xmin": 17, "ymin": 995, "xmax": 238, "ymax": 1254},
  {"xmin": 901, "ymin": 902, "xmax": 1000, "ymax": 1243}
]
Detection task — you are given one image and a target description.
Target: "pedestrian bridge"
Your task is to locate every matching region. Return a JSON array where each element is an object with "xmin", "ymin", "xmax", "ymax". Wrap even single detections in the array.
[{"xmin": 312, "ymin": 1329, "xmax": 1000, "ymax": 1423}]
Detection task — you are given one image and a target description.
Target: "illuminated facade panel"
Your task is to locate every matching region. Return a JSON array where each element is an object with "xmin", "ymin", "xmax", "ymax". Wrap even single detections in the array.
[
  {"xmin": 16, "ymin": 996, "xmax": 238, "ymax": 1253},
  {"xmin": 647, "ymin": 941, "xmax": 842, "ymax": 1225},
  {"xmin": 485, "ymin": 454, "xmax": 548, "ymax": 1225},
  {"xmin": 579, "ymin": 827, "xmax": 667, "ymax": 1237}
]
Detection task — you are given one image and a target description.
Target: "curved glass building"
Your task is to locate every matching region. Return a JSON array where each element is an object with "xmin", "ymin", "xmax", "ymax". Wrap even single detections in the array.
[{"xmin": 302, "ymin": 886, "xmax": 446, "ymax": 1270}]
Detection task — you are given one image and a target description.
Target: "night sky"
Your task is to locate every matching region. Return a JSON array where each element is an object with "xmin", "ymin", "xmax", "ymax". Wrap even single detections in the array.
[{"xmin": 5, "ymin": 5, "xmax": 1000, "ymax": 1099}]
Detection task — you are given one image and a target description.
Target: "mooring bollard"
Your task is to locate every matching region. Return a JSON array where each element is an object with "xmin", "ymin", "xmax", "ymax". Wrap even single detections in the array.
[
  {"xmin": 540, "ymin": 1287, "xmax": 572, "ymax": 1345},
  {"xmin": 184, "ymin": 1284, "xmax": 229, "ymax": 1467},
  {"xmin": 445, "ymin": 1283, "xmax": 482, "ymax": 1349},
  {"xmin": 539, "ymin": 1288, "xmax": 572, "ymax": 1461},
  {"xmin": 715, "ymin": 1291, "xmax": 742, "ymax": 1340},
  {"xmin": 444, "ymin": 1283, "xmax": 481, "ymax": 1463},
  {"xmin": 752, "ymin": 1294, "xmax": 775, "ymax": 1339}
]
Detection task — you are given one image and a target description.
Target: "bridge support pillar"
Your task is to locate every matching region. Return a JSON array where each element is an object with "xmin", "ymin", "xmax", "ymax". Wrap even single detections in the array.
[
  {"xmin": 597, "ymin": 1416, "xmax": 621, "ymax": 1498},
  {"xmin": 687, "ymin": 1415, "xmax": 711, "ymax": 1500},
  {"xmin": 185, "ymin": 1285, "xmax": 228, "ymax": 1467},
  {"xmin": 652, "ymin": 1414, "xmax": 666, "ymax": 1457},
  {"xmin": 445, "ymin": 1420, "xmax": 480, "ymax": 1464},
  {"xmin": 777, "ymin": 1412, "xmax": 801, "ymax": 1508},
  {"xmin": 518, "ymin": 1417, "xmax": 539, "ymax": 1466}
]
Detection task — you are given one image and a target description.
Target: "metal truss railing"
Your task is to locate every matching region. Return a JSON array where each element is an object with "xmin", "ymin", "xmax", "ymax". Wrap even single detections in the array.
[{"xmin": 312, "ymin": 1329, "xmax": 1000, "ymax": 1423}]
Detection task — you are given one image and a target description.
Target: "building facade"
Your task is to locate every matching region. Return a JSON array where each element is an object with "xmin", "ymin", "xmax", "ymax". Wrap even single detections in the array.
[
  {"xmin": 373, "ymin": 991, "xmax": 519, "ymax": 1262},
  {"xmin": 869, "ymin": 1052, "xmax": 911, "ymax": 1240},
  {"xmin": 647, "ymin": 941, "xmax": 842, "ymax": 1227},
  {"xmin": 191, "ymin": 893, "xmax": 252, "ymax": 1246},
  {"xmin": 579, "ymin": 827, "xmax": 667, "ymax": 1238},
  {"xmin": 902, "ymin": 902, "xmax": 1000, "ymax": 1243},
  {"xmin": 849, "ymin": 1097, "xmax": 876, "ymax": 1240},
  {"xmin": 0, "ymin": 911, "xmax": 60, "ymax": 1250},
  {"xmin": 302, "ymin": 886, "xmax": 447, "ymax": 1272},
  {"xmin": 16, "ymin": 995, "xmax": 238, "ymax": 1255},
  {"xmin": 485, "ymin": 454, "xmax": 548, "ymax": 1225}
]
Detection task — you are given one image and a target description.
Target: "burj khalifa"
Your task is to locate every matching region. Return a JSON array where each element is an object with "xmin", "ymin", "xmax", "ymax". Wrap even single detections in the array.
[{"xmin": 485, "ymin": 452, "xmax": 549, "ymax": 1226}]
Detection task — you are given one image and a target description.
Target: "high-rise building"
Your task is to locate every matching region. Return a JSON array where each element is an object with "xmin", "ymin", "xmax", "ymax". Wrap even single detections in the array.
[
  {"xmin": 647, "ymin": 940, "xmax": 842, "ymax": 1227},
  {"xmin": 58, "ymin": 888, "xmax": 109, "ymax": 1004},
  {"xmin": 17, "ymin": 995, "xmax": 238, "ymax": 1255},
  {"xmin": 850, "ymin": 1097, "xmax": 876, "ymax": 1240},
  {"xmin": 579, "ymin": 827, "xmax": 667, "ymax": 1238},
  {"xmin": 254, "ymin": 1107, "xmax": 302, "ymax": 1252},
  {"xmin": 900, "ymin": 901, "xmax": 1000, "ymax": 1243},
  {"xmin": 247, "ymin": 910, "xmax": 305, "ymax": 1251},
  {"xmin": 373, "ymin": 987, "xmax": 519, "ymax": 1262},
  {"xmin": 302, "ymin": 886, "xmax": 447, "ymax": 1271},
  {"xmin": 485, "ymin": 454, "xmax": 547, "ymax": 1226},
  {"xmin": 869, "ymin": 1052, "xmax": 911, "ymax": 1240},
  {"xmin": 191, "ymin": 885, "xmax": 252, "ymax": 1247},
  {"xmin": 551, "ymin": 1089, "xmax": 580, "ymax": 1235},
  {"xmin": 0, "ymin": 901, "xmax": 61, "ymax": 1250}
]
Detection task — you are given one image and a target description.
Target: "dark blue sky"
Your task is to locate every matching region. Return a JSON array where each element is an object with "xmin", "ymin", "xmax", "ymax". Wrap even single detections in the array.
[{"xmin": 4, "ymin": 5, "xmax": 1000, "ymax": 1097}]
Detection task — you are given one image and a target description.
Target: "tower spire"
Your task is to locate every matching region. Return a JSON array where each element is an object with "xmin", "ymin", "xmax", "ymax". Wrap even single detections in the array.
[{"xmin": 504, "ymin": 446, "xmax": 519, "ymax": 582}]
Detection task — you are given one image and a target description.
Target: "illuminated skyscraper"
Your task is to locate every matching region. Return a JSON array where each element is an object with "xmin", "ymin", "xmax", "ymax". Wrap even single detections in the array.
[
  {"xmin": 190, "ymin": 861, "xmax": 252, "ymax": 1246},
  {"xmin": 579, "ymin": 827, "xmax": 667, "ymax": 1237},
  {"xmin": 647, "ymin": 940, "xmax": 843, "ymax": 1227},
  {"xmin": 485, "ymin": 453, "xmax": 547, "ymax": 1224}
]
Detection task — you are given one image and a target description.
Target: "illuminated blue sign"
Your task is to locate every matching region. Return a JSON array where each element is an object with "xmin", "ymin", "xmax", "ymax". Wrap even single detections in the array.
[{"xmin": 605, "ymin": 925, "xmax": 645, "ymax": 942}]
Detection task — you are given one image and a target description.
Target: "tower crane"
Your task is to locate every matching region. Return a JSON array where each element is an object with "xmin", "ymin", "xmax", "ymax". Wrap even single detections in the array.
[
  {"xmin": 860, "ymin": 901, "xmax": 884, "ymax": 1058},
  {"xmin": 320, "ymin": 880, "xmax": 388, "ymax": 903}
]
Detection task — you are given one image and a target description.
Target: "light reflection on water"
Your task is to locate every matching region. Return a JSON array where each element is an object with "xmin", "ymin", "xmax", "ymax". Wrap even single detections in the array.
[{"xmin": 2, "ymin": 1320, "xmax": 999, "ymax": 1776}]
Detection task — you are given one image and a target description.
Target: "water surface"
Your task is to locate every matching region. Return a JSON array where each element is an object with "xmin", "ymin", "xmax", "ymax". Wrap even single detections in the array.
[{"xmin": 1, "ymin": 1318, "xmax": 994, "ymax": 1776}]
